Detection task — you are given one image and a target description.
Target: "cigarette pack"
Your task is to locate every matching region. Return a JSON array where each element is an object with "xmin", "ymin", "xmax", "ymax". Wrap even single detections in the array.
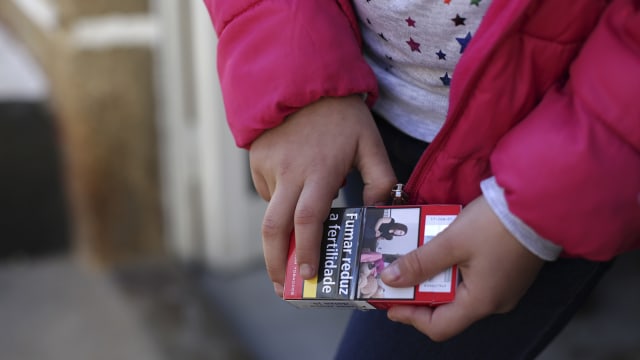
[{"xmin": 283, "ymin": 204, "xmax": 461, "ymax": 310}]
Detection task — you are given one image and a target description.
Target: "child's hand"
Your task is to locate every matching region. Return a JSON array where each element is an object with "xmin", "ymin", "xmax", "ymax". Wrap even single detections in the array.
[
  {"xmin": 249, "ymin": 95, "xmax": 396, "ymax": 296},
  {"xmin": 381, "ymin": 196, "xmax": 544, "ymax": 341}
]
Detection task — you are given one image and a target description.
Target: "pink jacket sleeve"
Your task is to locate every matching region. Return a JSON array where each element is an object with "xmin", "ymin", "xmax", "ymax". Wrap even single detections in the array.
[
  {"xmin": 203, "ymin": 0, "xmax": 378, "ymax": 148},
  {"xmin": 491, "ymin": 0, "xmax": 640, "ymax": 261}
]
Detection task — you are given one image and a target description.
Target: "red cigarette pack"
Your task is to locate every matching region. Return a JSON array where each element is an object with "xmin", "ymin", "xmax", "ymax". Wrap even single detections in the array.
[{"xmin": 283, "ymin": 204, "xmax": 461, "ymax": 310}]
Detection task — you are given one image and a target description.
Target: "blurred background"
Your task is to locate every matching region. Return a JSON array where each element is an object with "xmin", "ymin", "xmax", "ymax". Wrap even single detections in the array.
[{"xmin": 0, "ymin": 1, "xmax": 638, "ymax": 359}]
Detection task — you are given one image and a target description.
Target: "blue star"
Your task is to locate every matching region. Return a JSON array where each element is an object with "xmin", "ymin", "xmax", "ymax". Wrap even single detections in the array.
[
  {"xmin": 440, "ymin": 72, "xmax": 451, "ymax": 86},
  {"xmin": 436, "ymin": 50, "xmax": 446, "ymax": 60},
  {"xmin": 456, "ymin": 32, "xmax": 472, "ymax": 53}
]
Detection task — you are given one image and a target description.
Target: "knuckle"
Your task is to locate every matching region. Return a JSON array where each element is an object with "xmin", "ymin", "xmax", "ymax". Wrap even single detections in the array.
[
  {"xmin": 402, "ymin": 251, "xmax": 429, "ymax": 281},
  {"xmin": 276, "ymin": 160, "xmax": 294, "ymax": 179},
  {"xmin": 427, "ymin": 330, "xmax": 451, "ymax": 343},
  {"xmin": 261, "ymin": 215, "xmax": 282, "ymax": 239},
  {"xmin": 252, "ymin": 182, "xmax": 271, "ymax": 202},
  {"xmin": 293, "ymin": 205, "xmax": 318, "ymax": 226}
]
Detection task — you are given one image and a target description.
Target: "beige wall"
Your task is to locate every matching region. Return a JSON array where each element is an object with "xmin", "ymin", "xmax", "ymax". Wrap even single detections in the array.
[
  {"xmin": 56, "ymin": 0, "xmax": 149, "ymax": 25},
  {"xmin": 0, "ymin": 0, "xmax": 164, "ymax": 267}
]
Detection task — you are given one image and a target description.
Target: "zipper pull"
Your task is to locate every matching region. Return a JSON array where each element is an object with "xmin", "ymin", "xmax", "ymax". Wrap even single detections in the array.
[{"xmin": 390, "ymin": 183, "xmax": 408, "ymax": 205}]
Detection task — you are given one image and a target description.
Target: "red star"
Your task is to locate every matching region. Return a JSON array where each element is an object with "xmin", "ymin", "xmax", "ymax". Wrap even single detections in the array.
[
  {"xmin": 406, "ymin": 37, "xmax": 421, "ymax": 53},
  {"xmin": 444, "ymin": 0, "xmax": 451, "ymax": 4},
  {"xmin": 405, "ymin": 17, "xmax": 416, "ymax": 27}
]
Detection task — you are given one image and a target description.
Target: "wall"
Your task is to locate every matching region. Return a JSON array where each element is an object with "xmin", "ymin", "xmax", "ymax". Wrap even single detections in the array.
[{"xmin": 0, "ymin": 0, "xmax": 164, "ymax": 266}]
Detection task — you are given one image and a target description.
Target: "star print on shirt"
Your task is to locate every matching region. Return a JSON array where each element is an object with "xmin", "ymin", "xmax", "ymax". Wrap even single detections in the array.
[
  {"xmin": 436, "ymin": 50, "xmax": 447, "ymax": 60},
  {"xmin": 406, "ymin": 17, "xmax": 416, "ymax": 27},
  {"xmin": 470, "ymin": 0, "xmax": 481, "ymax": 5},
  {"xmin": 456, "ymin": 32, "xmax": 472, "ymax": 53},
  {"xmin": 378, "ymin": 33, "xmax": 388, "ymax": 41},
  {"xmin": 452, "ymin": 14, "xmax": 466, "ymax": 26},
  {"xmin": 440, "ymin": 72, "xmax": 451, "ymax": 86},
  {"xmin": 444, "ymin": 0, "xmax": 451, "ymax": 4},
  {"xmin": 406, "ymin": 37, "xmax": 421, "ymax": 53}
]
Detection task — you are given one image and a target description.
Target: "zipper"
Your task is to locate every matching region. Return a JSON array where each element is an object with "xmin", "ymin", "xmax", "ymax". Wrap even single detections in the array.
[{"xmin": 390, "ymin": 183, "xmax": 408, "ymax": 205}]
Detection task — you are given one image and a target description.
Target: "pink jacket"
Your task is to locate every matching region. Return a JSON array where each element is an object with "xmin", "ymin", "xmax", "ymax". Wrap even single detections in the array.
[{"xmin": 205, "ymin": 0, "xmax": 640, "ymax": 261}]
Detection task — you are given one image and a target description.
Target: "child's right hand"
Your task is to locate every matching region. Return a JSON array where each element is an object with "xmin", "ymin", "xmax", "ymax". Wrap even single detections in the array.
[{"xmin": 248, "ymin": 95, "xmax": 397, "ymax": 295}]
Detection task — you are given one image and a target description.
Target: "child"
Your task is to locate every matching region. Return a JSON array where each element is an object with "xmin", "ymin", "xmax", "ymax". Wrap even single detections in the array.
[{"xmin": 204, "ymin": 0, "xmax": 639, "ymax": 358}]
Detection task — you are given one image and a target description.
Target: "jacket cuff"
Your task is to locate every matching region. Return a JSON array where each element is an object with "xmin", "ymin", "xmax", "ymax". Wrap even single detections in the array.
[
  {"xmin": 211, "ymin": 1, "xmax": 378, "ymax": 148},
  {"xmin": 481, "ymin": 177, "xmax": 562, "ymax": 261}
]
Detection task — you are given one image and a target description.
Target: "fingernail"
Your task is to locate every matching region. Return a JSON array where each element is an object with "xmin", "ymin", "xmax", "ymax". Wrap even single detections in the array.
[
  {"xmin": 382, "ymin": 262, "xmax": 401, "ymax": 282},
  {"xmin": 300, "ymin": 264, "xmax": 315, "ymax": 279}
]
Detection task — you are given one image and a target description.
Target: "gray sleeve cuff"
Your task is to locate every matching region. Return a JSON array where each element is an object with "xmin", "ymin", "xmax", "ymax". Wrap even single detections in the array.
[{"xmin": 480, "ymin": 177, "xmax": 562, "ymax": 261}]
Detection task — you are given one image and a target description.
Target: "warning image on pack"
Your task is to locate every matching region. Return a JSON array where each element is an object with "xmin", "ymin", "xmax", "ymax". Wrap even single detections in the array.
[{"xmin": 357, "ymin": 207, "xmax": 421, "ymax": 300}]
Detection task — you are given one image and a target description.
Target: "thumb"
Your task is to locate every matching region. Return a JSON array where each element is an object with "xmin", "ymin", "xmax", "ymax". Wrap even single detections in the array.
[{"xmin": 381, "ymin": 231, "xmax": 459, "ymax": 288}]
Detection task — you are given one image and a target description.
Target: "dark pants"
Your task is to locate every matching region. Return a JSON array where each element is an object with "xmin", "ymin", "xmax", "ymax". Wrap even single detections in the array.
[{"xmin": 336, "ymin": 117, "xmax": 612, "ymax": 359}]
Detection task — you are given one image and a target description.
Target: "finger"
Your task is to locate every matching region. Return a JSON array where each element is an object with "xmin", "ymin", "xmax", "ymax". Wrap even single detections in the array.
[
  {"xmin": 355, "ymin": 127, "xmax": 397, "ymax": 206},
  {"xmin": 292, "ymin": 178, "xmax": 337, "ymax": 279},
  {"xmin": 261, "ymin": 184, "xmax": 300, "ymax": 286},
  {"xmin": 249, "ymin": 146, "xmax": 275, "ymax": 202},
  {"xmin": 273, "ymin": 283, "xmax": 284, "ymax": 298},
  {"xmin": 381, "ymin": 229, "xmax": 460, "ymax": 288},
  {"xmin": 250, "ymin": 169, "xmax": 272, "ymax": 201},
  {"xmin": 387, "ymin": 283, "xmax": 485, "ymax": 342}
]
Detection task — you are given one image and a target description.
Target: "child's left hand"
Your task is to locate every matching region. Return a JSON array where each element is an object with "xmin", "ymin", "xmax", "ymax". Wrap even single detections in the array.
[{"xmin": 381, "ymin": 196, "xmax": 544, "ymax": 341}]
